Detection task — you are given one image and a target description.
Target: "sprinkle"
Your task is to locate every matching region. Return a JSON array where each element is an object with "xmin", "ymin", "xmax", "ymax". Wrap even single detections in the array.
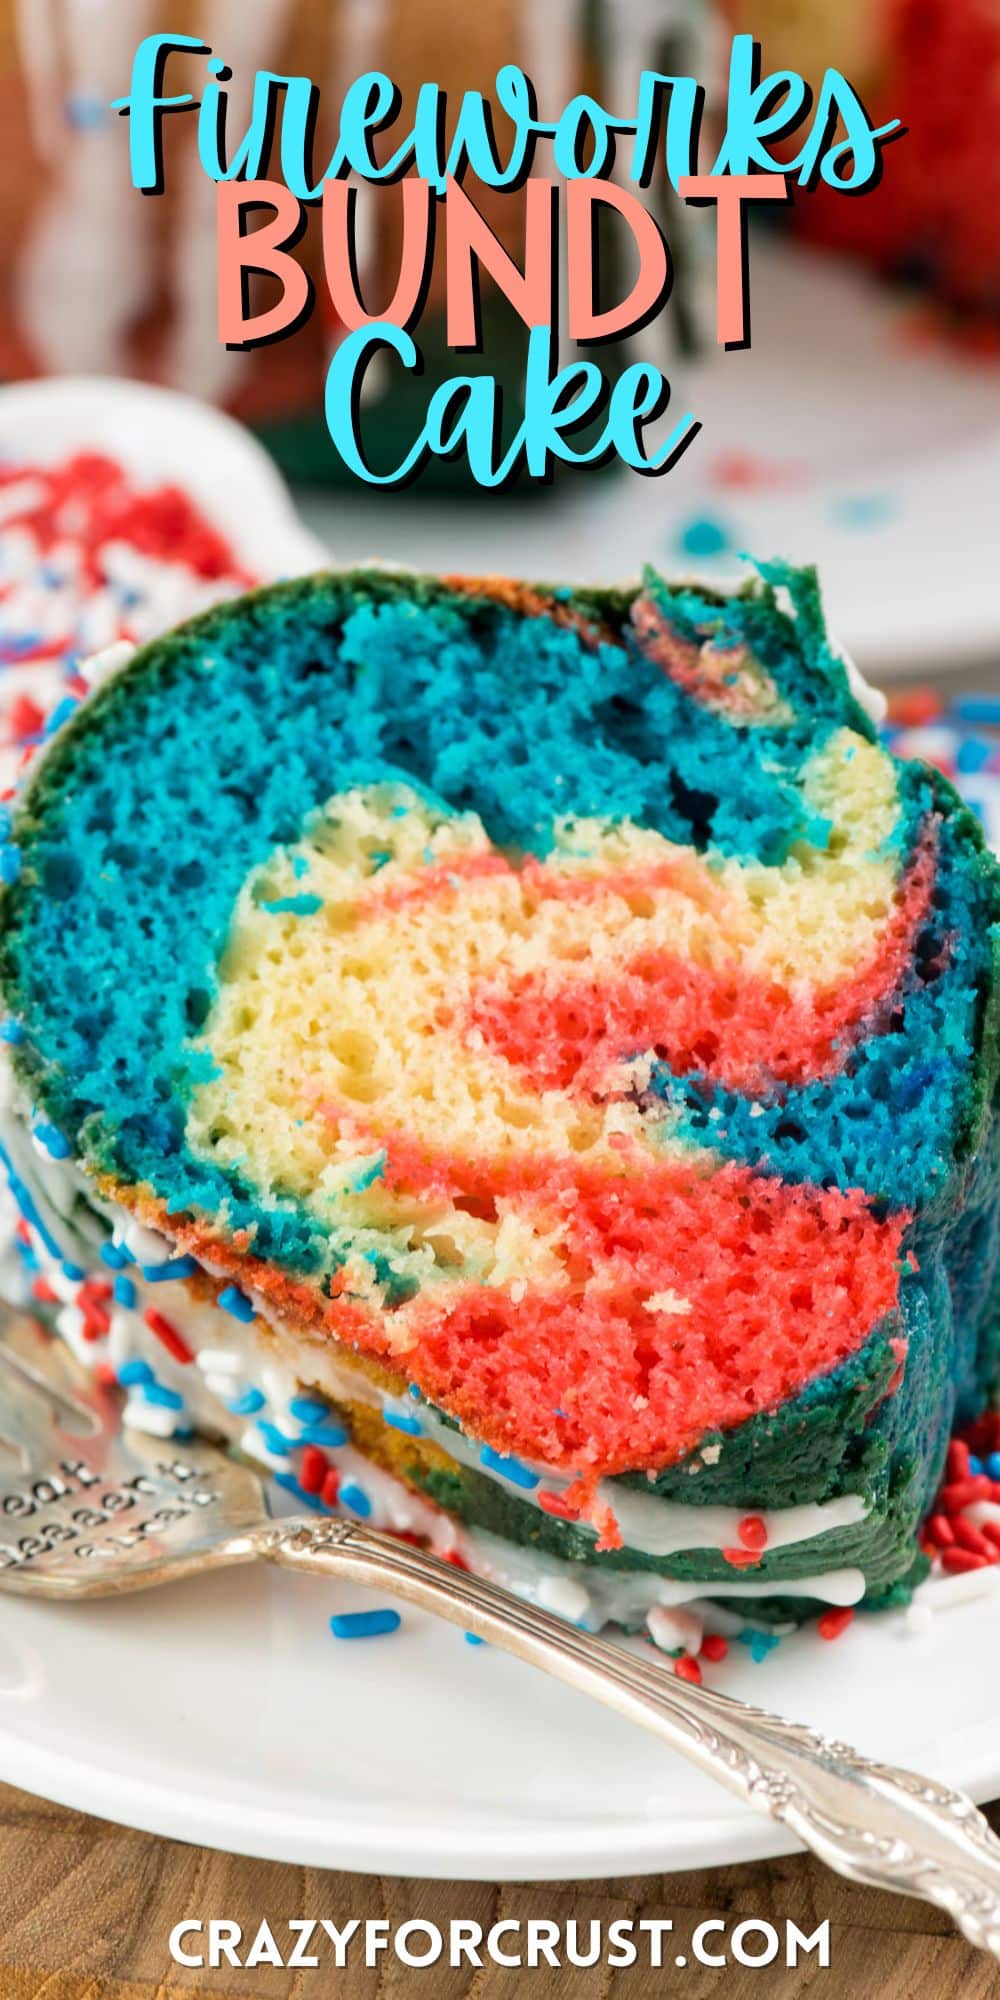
[
  {"xmin": 99, "ymin": 1241, "xmax": 129, "ymax": 1270},
  {"xmin": 299, "ymin": 1445, "xmax": 329, "ymax": 1495},
  {"xmin": 227, "ymin": 1386, "xmax": 266, "ymax": 1416},
  {"xmin": 112, "ymin": 1274, "xmax": 137, "ymax": 1308},
  {"xmin": 0, "ymin": 846, "xmax": 21, "ymax": 885},
  {"xmin": 289, "ymin": 1395, "xmax": 331, "ymax": 1424},
  {"xmin": 143, "ymin": 1382, "xmax": 184, "ymax": 1410},
  {"xmin": 217, "ymin": 1283, "xmax": 255, "ymax": 1322},
  {"xmin": 722, "ymin": 1547, "xmax": 761, "ymax": 1569},
  {"xmin": 817, "ymin": 1607, "xmax": 854, "ymax": 1640},
  {"xmin": 928, "ymin": 1512, "xmax": 954, "ymax": 1547},
  {"xmin": 739, "ymin": 1628, "xmax": 782, "ymax": 1663},
  {"xmin": 383, "ymin": 1409, "xmax": 423, "ymax": 1436},
  {"xmin": 339, "ymin": 1481, "xmax": 372, "ymax": 1518},
  {"xmin": 536, "ymin": 1488, "xmax": 580, "ymax": 1521},
  {"xmin": 257, "ymin": 1419, "xmax": 296, "ymax": 1455},
  {"xmin": 951, "ymin": 1518, "xmax": 992, "ymax": 1558},
  {"xmin": 954, "ymin": 695, "xmax": 1000, "ymax": 726},
  {"xmin": 142, "ymin": 1255, "xmax": 197, "ymax": 1283},
  {"xmin": 675, "ymin": 513, "xmax": 733, "ymax": 560},
  {"xmin": 32, "ymin": 1122, "xmax": 71, "ymax": 1159},
  {"xmin": 988, "ymin": 1454, "xmax": 1000, "ymax": 1482},
  {"xmin": 298, "ymin": 1420, "xmax": 349, "ymax": 1448},
  {"xmin": 737, "ymin": 1514, "xmax": 768, "ymax": 1552},
  {"xmin": 0, "ymin": 1020, "xmax": 24, "ymax": 1043},
  {"xmin": 321, "ymin": 1468, "xmax": 341, "ymax": 1508},
  {"xmin": 673, "ymin": 1655, "xmax": 702, "ymax": 1683},
  {"xmin": 942, "ymin": 1547, "xmax": 989, "ymax": 1575},
  {"xmin": 940, "ymin": 1476, "xmax": 992, "ymax": 1511},
  {"xmin": 480, "ymin": 1446, "xmax": 539, "ymax": 1490},
  {"xmin": 61, "ymin": 1260, "xmax": 85, "ymax": 1283},
  {"xmin": 700, "ymin": 1634, "xmax": 729, "ymax": 1663},
  {"xmin": 330, "ymin": 1609, "xmax": 401, "ymax": 1640},
  {"xmin": 464, "ymin": 1632, "xmax": 486, "ymax": 1646},
  {"xmin": 946, "ymin": 1440, "xmax": 970, "ymax": 1480},
  {"xmin": 117, "ymin": 1358, "xmax": 154, "ymax": 1387},
  {"xmin": 143, "ymin": 1307, "xmax": 194, "ymax": 1364}
]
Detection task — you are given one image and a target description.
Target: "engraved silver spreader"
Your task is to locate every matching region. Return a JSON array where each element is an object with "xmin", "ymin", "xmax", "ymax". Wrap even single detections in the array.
[{"xmin": 2, "ymin": 1305, "xmax": 999, "ymax": 1955}]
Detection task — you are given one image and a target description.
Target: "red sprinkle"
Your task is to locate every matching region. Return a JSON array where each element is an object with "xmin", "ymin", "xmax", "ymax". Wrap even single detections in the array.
[
  {"xmin": 700, "ymin": 1634, "xmax": 729, "ymax": 1663},
  {"xmin": 444, "ymin": 1549, "xmax": 471, "ymax": 1571},
  {"xmin": 928, "ymin": 1512, "xmax": 955, "ymax": 1547},
  {"xmin": 320, "ymin": 1469, "xmax": 341, "ymax": 1509},
  {"xmin": 722, "ymin": 1547, "xmax": 761, "ymax": 1569},
  {"xmin": 536, "ymin": 1488, "xmax": 580, "ymax": 1521},
  {"xmin": 299, "ymin": 1445, "xmax": 328, "ymax": 1496},
  {"xmin": 946, "ymin": 1440, "xmax": 971, "ymax": 1481},
  {"xmin": 817, "ymin": 1608, "xmax": 854, "ymax": 1641},
  {"xmin": 673, "ymin": 1655, "xmax": 702, "ymax": 1683},
  {"xmin": 981, "ymin": 1522, "xmax": 1000, "ymax": 1554},
  {"xmin": 941, "ymin": 1548, "xmax": 989, "ymax": 1575},
  {"xmin": 951, "ymin": 1518, "xmax": 993, "ymax": 1559},
  {"xmin": 143, "ymin": 1307, "xmax": 194, "ymax": 1365},
  {"xmin": 737, "ymin": 1514, "xmax": 768, "ymax": 1552},
  {"xmin": 30, "ymin": 1277, "xmax": 59, "ymax": 1305},
  {"xmin": 940, "ymin": 1477, "xmax": 992, "ymax": 1512}
]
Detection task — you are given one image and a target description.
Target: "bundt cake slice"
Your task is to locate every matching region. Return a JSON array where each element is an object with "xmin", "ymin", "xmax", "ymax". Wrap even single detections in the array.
[{"xmin": 2, "ymin": 560, "xmax": 999, "ymax": 1627}]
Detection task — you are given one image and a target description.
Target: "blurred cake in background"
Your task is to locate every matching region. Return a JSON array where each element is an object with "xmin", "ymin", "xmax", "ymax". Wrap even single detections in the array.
[{"xmin": 729, "ymin": 0, "xmax": 1000, "ymax": 325}]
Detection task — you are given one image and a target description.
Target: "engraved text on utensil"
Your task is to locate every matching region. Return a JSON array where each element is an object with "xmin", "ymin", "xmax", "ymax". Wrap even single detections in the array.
[{"xmin": 0, "ymin": 1458, "xmax": 221, "ymax": 1566}]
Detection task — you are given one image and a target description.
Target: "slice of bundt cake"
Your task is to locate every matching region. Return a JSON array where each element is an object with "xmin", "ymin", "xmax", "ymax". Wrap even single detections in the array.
[{"xmin": 2, "ymin": 562, "xmax": 999, "ymax": 1630}]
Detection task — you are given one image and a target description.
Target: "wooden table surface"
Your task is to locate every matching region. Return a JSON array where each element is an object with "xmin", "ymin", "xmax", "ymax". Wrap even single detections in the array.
[{"xmin": 1, "ymin": 1781, "xmax": 998, "ymax": 1998}]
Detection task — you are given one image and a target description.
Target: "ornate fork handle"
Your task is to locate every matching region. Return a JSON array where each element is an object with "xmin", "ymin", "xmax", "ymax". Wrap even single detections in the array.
[{"xmin": 272, "ymin": 1518, "xmax": 1000, "ymax": 1954}]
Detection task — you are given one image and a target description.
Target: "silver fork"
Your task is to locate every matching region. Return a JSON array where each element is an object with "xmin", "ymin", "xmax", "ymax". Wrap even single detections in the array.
[{"xmin": 2, "ymin": 1309, "xmax": 1000, "ymax": 1953}]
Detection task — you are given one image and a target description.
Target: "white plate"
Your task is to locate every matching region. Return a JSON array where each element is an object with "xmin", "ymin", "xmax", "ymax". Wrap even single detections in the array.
[
  {"xmin": 0, "ymin": 374, "xmax": 327, "ymax": 580},
  {"xmin": 1, "ymin": 1560, "xmax": 998, "ymax": 1877},
  {"xmin": 299, "ymin": 239, "xmax": 1000, "ymax": 678}
]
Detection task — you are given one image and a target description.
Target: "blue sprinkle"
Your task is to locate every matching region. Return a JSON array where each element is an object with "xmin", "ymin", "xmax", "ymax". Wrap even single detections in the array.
[
  {"xmin": 298, "ymin": 1421, "xmax": 349, "ymax": 1448},
  {"xmin": 260, "ymin": 893, "xmax": 323, "ymax": 916},
  {"xmin": 954, "ymin": 695, "xmax": 1000, "ymax": 726},
  {"xmin": 988, "ymin": 1453, "xmax": 1000, "ymax": 1482},
  {"xmin": 257, "ymin": 1420, "xmax": 295, "ymax": 1455},
  {"xmin": 956, "ymin": 738, "xmax": 993, "ymax": 776},
  {"xmin": 0, "ymin": 807, "xmax": 10, "ymax": 839},
  {"xmin": 15, "ymin": 1238, "xmax": 38, "ymax": 1272},
  {"xmin": 61, "ymin": 1260, "xmax": 85, "ymax": 1283},
  {"xmin": 675, "ymin": 513, "xmax": 733, "ymax": 560},
  {"xmin": 118, "ymin": 1359, "xmax": 154, "ymax": 1387},
  {"xmin": 143, "ymin": 1255, "xmax": 197, "ymax": 1283},
  {"xmin": 113, "ymin": 1274, "xmax": 137, "ymax": 1309},
  {"xmin": 464, "ymin": 1632, "xmax": 486, "ymax": 1646},
  {"xmin": 218, "ymin": 1283, "xmax": 255, "ymax": 1323},
  {"xmin": 0, "ymin": 1020, "xmax": 24, "ymax": 1044},
  {"xmin": 968, "ymin": 1453, "xmax": 985, "ymax": 1476},
  {"xmin": 289, "ymin": 1395, "xmax": 331, "ymax": 1424},
  {"xmin": 736, "ymin": 1627, "xmax": 781, "ymax": 1664},
  {"xmin": 292, "ymin": 855, "xmax": 310, "ymax": 878},
  {"xmin": 407, "ymin": 1383, "xmax": 423, "ymax": 1401},
  {"xmin": 100, "ymin": 1241, "xmax": 129, "ymax": 1270},
  {"xmin": 0, "ymin": 846, "xmax": 21, "ymax": 885},
  {"xmin": 44, "ymin": 696, "xmax": 80, "ymax": 737},
  {"xmin": 339, "ymin": 1481, "xmax": 372, "ymax": 1518},
  {"xmin": 384, "ymin": 1409, "xmax": 423, "ymax": 1436},
  {"xmin": 143, "ymin": 1382, "xmax": 184, "ymax": 1410},
  {"xmin": 33, "ymin": 1121, "xmax": 70, "ymax": 1160},
  {"xmin": 227, "ymin": 1386, "xmax": 266, "ymax": 1416},
  {"xmin": 480, "ymin": 1445, "xmax": 539, "ymax": 1491},
  {"xmin": 330, "ymin": 1609, "xmax": 401, "ymax": 1640}
]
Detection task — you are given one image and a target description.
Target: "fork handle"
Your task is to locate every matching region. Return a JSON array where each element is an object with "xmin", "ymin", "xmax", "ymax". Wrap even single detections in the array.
[{"xmin": 270, "ymin": 1517, "xmax": 1000, "ymax": 1954}]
